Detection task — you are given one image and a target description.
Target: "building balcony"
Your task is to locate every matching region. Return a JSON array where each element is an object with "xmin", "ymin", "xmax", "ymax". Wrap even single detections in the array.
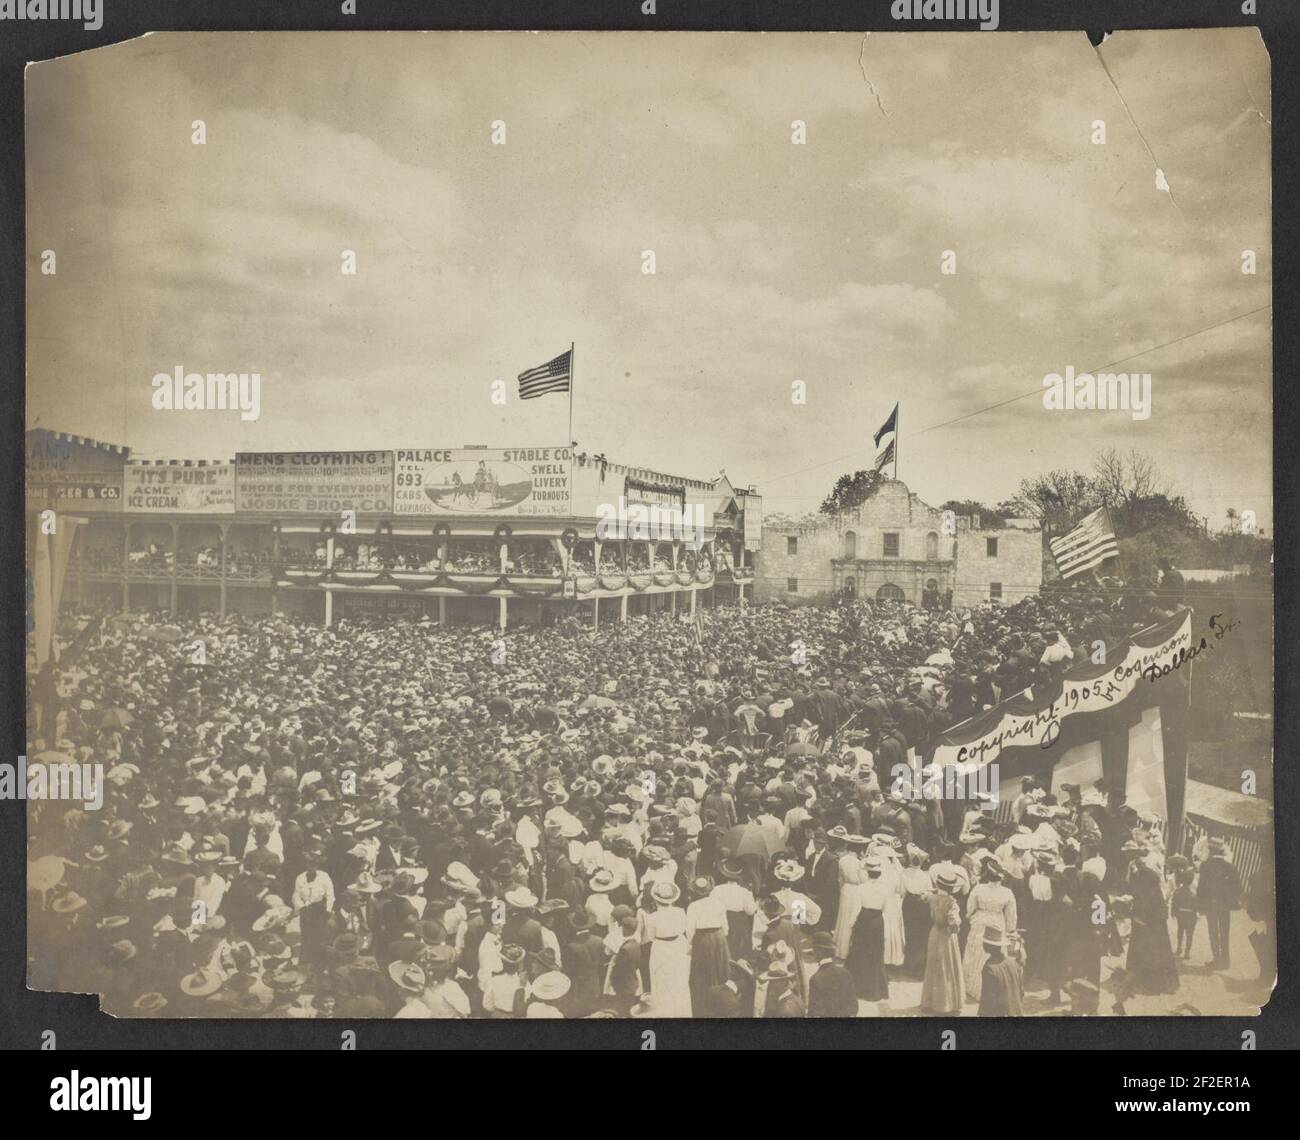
[
  {"xmin": 66, "ymin": 561, "xmax": 716, "ymax": 600},
  {"xmin": 70, "ymin": 563, "xmax": 276, "ymax": 584}
]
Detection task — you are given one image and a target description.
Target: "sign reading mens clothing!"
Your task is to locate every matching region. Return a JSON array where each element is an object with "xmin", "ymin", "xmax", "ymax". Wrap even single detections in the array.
[
  {"xmin": 235, "ymin": 452, "xmax": 394, "ymax": 514},
  {"xmin": 393, "ymin": 448, "xmax": 571, "ymax": 516}
]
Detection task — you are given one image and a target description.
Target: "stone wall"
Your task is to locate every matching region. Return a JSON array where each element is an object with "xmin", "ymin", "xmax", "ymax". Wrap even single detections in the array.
[
  {"xmin": 755, "ymin": 480, "xmax": 1042, "ymax": 607},
  {"xmin": 952, "ymin": 524, "xmax": 1043, "ymax": 606}
]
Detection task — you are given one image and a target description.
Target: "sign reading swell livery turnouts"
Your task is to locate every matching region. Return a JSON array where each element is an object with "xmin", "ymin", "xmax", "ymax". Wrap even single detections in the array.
[
  {"xmin": 393, "ymin": 448, "xmax": 572, "ymax": 516},
  {"xmin": 235, "ymin": 452, "xmax": 394, "ymax": 514}
]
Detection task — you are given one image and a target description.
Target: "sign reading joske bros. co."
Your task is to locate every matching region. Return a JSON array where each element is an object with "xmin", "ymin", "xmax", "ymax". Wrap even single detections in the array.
[{"xmin": 234, "ymin": 452, "xmax": 394, "ymax": 514}]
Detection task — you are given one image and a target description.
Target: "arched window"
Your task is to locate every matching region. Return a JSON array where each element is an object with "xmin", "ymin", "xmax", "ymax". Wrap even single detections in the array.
[
  {"xmin": 876, "ymin": 583, "xmax": 906, "ymax": 603},
  {"xmin": 844, "ymin": 530, "xmax": 857, "ymax": 559},
  {"xmin": 926, "ymin": 531, "xmax": 939, "ymax": 560}
]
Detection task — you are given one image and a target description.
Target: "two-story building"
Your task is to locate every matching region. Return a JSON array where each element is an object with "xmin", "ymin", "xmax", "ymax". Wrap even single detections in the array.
[
  {"xmin": 26, "ymin": 429, "xmax": 763, "ymax": 630},
  {"xmin": 755, "ymin": 478, "xmax": 1042, "ymax": 608}
]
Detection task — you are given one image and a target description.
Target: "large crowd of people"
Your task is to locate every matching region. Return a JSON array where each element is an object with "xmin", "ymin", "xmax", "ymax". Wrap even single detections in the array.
[{"xmin": 25, "ymin": 587, "xmax": 1270, "ymax": 1018}]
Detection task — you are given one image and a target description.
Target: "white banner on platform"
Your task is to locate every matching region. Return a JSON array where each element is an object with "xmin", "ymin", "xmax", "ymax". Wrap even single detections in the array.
[{"xmin": 933, "ymin": 610, "xmax": 1193, "ymax": 771}]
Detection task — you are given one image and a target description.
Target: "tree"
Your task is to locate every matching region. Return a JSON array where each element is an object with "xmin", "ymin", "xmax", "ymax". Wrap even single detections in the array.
[
  {"xmin": 1093, "ymin": 447, "xmax": 1161, "ymax": 510},
  {"xmin": 1122, "ymin": 493, "xmax": 1203, "ymax": 539},
  {"xmin": 820, "ymin": 469, "xmax": 883, "ymax": 515},
  {"xmin": 1225, "ymin": 507, "xmax": 1240, "ymax": 535},
  {"xmin": 1014, "ymin": 469, "xmax": 1104, "ymax": 535}
]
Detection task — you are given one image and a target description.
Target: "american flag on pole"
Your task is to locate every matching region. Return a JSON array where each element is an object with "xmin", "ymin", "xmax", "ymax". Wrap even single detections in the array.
[
  {"xmin": 1049, "ymin": 507, "xmax": 1119, "ymax": 580},
  {"xmin": 873, "ymin": 439, "xmax": 895, "ymax": 473},
  {"xmin": 517, "ymin": 349, "xmax": 572, "ymax": 400}
]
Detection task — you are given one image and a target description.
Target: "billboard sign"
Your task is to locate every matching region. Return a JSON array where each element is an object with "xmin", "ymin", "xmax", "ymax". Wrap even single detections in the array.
[
  {"xmin": 393, "ymin": 447, "xmax": 571, "ymax": 516},
  {"xmin": 125, "ymin": 465, "xmax": 235, "ymax": 513},
  {"xmin": 235, "ymin": 452, "xmax": 394, "ymax": 514}
]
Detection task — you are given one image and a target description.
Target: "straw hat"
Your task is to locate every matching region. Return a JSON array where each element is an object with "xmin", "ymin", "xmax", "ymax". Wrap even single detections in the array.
[
  {"xmin": 650, "ymin": 880, "xmax": 681, "ymax": 906},
  {"xmin": 531, "ymin": 972, "xmax": 571, "ymax": 1002},
  {"xmin": 180, "ymin": 968, "xmax": 223, "ymax": 997},
  {"xmin": 388, "ymin": 961, "xmax": 426, "ymax": 994}
]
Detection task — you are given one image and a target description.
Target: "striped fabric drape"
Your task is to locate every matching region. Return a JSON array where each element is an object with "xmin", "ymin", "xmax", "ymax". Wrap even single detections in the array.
[{"xmin": 1179, "ymin": 814, "xmax": 1269, "ymax": 893}]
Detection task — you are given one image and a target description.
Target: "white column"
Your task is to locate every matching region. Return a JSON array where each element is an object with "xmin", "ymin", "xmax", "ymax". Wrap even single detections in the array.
[{"xmin": 324, "ymin": 534, "xmax": 335, "ymax": 627}]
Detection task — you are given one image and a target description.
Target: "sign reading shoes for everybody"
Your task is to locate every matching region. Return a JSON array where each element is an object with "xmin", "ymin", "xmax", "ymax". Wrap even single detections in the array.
[
  {"xmin": 932, "ymin": 609, "xmax": 1194, "ymax": 772},
  {"xmin": 124, "ymin": 465, "xmax": 235, "ymax": 513},
  {"xmin": 393, "ymin": 448, "xmax": 572, "ymax": 516},
  {"xmin": 235, "ymin": 452, "xmax": 394, "ymax": 514}
]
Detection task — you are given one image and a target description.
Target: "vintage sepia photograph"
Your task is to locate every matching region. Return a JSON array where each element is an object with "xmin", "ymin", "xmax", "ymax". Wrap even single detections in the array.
[{"xmin": 24, "ymin": 28, "xmax": 1274, "ymax": 1022}]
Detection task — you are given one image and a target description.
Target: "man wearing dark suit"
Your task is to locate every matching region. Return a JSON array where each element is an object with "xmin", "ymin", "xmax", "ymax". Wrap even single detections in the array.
[
  {"xmin": 607, "ymin": 907, "xmax": 642, "ymax": 1015},
  {"xmin": 945, "ymin": 671, "xmax": 977, "ymax": 725},
  {"xmin": 807, "ymin": 933, "xmax": 858, "ymax": 1017},
  {"xmin": 807, "ymin": 830, "xmax": 840, "ymax": 931},
  {"xmin": 875, "ymin": 725, "xmax": 908, "ymax": 793},
  {"xmin": 812, "ymin": 677, "xmax": 847, "ymax": 739},
  {"xmin": 860, "ymin": 687, "xmax": 889, "ymax": 743},
  {"xmin": 375, "ymin": 825, "xmax": 409, "ymax": 873},
  {"xmin": 564, "ymin": 916, "xmax": 608, "ymax": 1017},
  {"xmin": 1197, "ymin": 841, "xmax": 1241, "ymax": 968}
]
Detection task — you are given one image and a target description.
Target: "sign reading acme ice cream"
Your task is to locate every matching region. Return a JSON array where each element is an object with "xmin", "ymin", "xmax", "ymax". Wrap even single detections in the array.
[
  {"xmin": 124, "ymin": 465, "xmax": 235, "ymax": 513},
  {"xmin": 235, "ymin": 452, "xmax": 394, "ymax": 514},
  {"xmin": 393, "ymin": 448, "xmax": 572, "ymax": 516}
]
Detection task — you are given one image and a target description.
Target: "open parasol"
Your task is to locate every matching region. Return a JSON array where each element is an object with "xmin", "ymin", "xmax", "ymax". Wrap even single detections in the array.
[
  {"xmin": 721, "ymin": 822, "xmax": 785, "ymax": 859},
  {"xmin": 100, "ymin": 708, "xmax": 135, "ymax": 730}
]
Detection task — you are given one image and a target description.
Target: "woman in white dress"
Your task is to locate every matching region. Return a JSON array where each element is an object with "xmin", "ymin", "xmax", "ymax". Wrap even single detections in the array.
[
  {"xmin": 874, "ymin": 841, "xmax": 906, "ymax": 967},
  {"xmin": 832, "ymin": 840, "xmax": 868, "ymax": 960},
  {"xmin": 644, "ymin": 880, "xmax": 694, "ymax": 1017},
  {"xmin": 963, "ymin": 862, "xmax": 1018, "ymax": 1001}
]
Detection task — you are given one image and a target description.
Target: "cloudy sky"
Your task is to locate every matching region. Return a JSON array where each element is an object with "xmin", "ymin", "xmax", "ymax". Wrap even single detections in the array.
[{"xmin": 26, "ymin": 29, "xmax": 1271, "ymax": 530}]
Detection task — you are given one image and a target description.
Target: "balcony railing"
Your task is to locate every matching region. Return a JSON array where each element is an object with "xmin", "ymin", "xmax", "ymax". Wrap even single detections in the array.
[{"xmin": 67, "ymin": 561, "xmax": 713, "ymax": 597}]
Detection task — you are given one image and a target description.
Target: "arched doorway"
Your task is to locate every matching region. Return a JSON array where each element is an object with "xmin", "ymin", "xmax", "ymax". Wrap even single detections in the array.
[
  {"xmin": 876, "ymin": 582, "xmax": 905, "ymax": 603},
  {"xmin": 922, "ymin": 577, "xmax": 939, "ymax": 609},
  {"xmin": 844, "ymin": 575, "xmax": 857, "ymax": 599}
]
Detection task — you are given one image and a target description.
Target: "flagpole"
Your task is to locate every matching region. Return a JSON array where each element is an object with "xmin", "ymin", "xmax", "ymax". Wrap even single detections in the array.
[
  {"xmin": 894, "ymin": 402, "xmax": 900, "ymax": 482},
  {"xmin": 568, "ymin": 341, "xmax": 576, "ymax": 446}
]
